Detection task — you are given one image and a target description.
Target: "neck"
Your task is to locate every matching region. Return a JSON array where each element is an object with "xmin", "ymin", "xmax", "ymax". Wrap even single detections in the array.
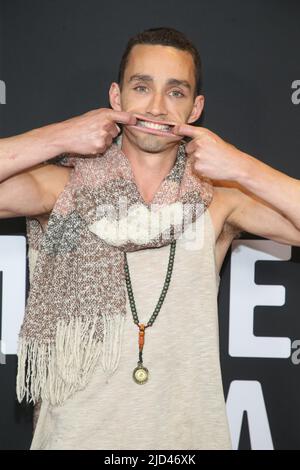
[
  {"xmin": 121, "ymin": 132, "xmax": 180, "ymax": 204},
  {"xmin": 121, "ymin": 132, "xmax": 179, "ymax": 176}
]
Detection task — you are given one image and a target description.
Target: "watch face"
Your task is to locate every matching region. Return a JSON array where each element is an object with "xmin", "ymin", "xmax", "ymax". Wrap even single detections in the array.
[{"xmin": 133, "ymin": 365, "xmax": 149, "ymax": 384}]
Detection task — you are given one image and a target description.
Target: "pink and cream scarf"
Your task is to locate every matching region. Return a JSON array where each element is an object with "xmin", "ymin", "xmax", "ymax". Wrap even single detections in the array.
[{"xmin": 17, "ymin": 137, "xmax": 213, "ymax": 405}]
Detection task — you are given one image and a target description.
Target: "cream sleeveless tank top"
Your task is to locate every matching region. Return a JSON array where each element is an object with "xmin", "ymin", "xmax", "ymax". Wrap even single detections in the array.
[{"xmin": 29, "ymin": 209, "xmax": 232, "ymax": 450}]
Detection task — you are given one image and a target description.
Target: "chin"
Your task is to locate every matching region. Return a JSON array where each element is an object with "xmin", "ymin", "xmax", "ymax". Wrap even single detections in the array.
[
  {"xmin": 127, "ymin": 127, "xmax": 180, "ymax": 153},
  {"xmin": 136, "ymin": 134, "xmax": 172, "ymax": 153}
]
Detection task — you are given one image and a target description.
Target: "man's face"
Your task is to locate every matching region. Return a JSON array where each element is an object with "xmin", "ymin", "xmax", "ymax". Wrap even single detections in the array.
[{"xmin": 110, "ymin": 44, "xmax": 203, "ymax": 153}]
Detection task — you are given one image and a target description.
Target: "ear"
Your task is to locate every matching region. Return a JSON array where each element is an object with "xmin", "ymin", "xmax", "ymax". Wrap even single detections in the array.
[
  {"xmin": 187, "ymin": 95, "xmax": 205, "ymax": 124},
  {"xmin": 109, "ymin": 82, "xmax": 122, "ymax": 111}
]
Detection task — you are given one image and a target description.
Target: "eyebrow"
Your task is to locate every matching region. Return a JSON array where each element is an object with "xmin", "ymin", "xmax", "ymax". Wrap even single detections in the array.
[{"xmin": 128, "ymin": 74, "xmax": 192, "ymax": 91}]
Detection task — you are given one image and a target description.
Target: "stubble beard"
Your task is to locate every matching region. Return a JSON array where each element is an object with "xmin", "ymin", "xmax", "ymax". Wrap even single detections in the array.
[{"xmin": 133, "ymin": 133, "xmax": 171, "ymax": 154}]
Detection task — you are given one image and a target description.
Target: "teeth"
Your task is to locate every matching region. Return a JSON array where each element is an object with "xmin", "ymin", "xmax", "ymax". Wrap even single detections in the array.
[{"xmin": 137, "ymin": 120, "xmax": 171, "ymax": 132}]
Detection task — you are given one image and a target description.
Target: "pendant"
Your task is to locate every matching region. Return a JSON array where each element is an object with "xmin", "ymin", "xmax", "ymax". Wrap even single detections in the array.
[{"xmin": 133, "ymin": 361, "xmax": 149, "ymax": 384}]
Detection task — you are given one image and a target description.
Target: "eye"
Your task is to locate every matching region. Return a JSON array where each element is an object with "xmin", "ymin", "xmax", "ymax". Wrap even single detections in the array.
[
  {"xmin": 169, "ymin": 90, "xmax": 185, "ymax": 98},
  {"xmin": 133, "ymin": 86, "xmax": 148, "ymax": 93}
]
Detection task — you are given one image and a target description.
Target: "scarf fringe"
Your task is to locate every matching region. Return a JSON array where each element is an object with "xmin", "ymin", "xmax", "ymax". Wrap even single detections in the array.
[{"xmin": 17, "ymin": 314, "xmax": 125, "ymax": 405}]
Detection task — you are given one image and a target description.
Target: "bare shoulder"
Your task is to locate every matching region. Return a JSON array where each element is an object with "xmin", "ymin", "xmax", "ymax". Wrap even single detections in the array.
[
  {"xmin": 29, "ymin": 163, "xmax": 72, "ymax": 190},
  {"xmin": 31, "ymin": 164, "xmax": 72, "ymax": 229},
  {"xmin": 0, "ymin": 162, "xmax": 72, "ymax": 220},
  {"xmin": 208, "ymin": 183, "xmax": 242, "ymax": 240},
  {"xmin": 208, "ymin": 184, "xmax": 243, "ymax": 272}
]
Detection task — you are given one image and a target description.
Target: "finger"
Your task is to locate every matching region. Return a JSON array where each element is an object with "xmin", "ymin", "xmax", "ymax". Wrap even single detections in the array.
[
  {"xmin": 107, "ymin": 123, "xmax": 121, "ymax": 138},
  {"xmin": 173, "ymin": 123, "xmax": 202, "ymax": 138},
  {"xmin": 102, "ymin": 119, "xmax": 121, "ymax": 134},
  {"xmin": 105, "ymin": 134, "xmax": 113, "ymax": 147},
  {"xmin": 106, "ymin": 110, "xmax": 137, "ymax": 126},
  {"xmin": 185, "ymin": 139, "xmax": 198, "ymax": 154}
]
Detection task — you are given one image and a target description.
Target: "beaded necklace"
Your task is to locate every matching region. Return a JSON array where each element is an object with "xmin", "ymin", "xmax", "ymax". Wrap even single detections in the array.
[{"xmin": 124, "ymin": 241, "xmax": 177, "ymax": 384}]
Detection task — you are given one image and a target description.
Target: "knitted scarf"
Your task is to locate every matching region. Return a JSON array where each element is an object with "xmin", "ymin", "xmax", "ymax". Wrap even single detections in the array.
[{"xmin": 17, "ymin": 136, "xmax": 213, "ymax": 405}]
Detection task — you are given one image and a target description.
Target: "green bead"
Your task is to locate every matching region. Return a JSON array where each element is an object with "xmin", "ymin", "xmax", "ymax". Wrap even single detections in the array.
[{"xmin": 124, "ymin": 241, "xmax": 176, "ymax": 328}]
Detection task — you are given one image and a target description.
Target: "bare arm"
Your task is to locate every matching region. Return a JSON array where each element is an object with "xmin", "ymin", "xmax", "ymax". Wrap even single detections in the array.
[
  {"xmin": 218, "ymin": 153, "xmax": 300, "ymax": 245},
  {"xmin": 173, "ymin": 123, "xmax": 300, "ymax": 244},
  {"xmin": 0, "ymin": 125, "xmax": 65, "ymax": 182},
  {"xmin": 0, "ymin": 164, "xmax": 71, "ymax": 219},
  {"xmin": 231, "ymin": 153, "xmax": 300, "ymax": 231},
  {"xmin": 0, "ymin": 108, "xmax": 136, "ymax": 219},
  {"xmin": 221, "ymin": 186, "xmax": 300, "ymax": 247},
  {"xmin": 0, "ymin": 108, "xmax": 136, "ymax": 182}
]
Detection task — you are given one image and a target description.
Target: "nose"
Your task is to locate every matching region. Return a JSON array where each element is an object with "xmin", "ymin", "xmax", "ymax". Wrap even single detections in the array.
[{"xmin": 145, "ymin": 92, "xmax": 168, "ymax": 118}]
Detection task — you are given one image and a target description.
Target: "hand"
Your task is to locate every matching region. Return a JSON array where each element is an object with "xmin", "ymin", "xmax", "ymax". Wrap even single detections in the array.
[
  {"xmin": 173, "ymin": 123, "xmax": 247, "ymax": 181},
  {"xmin": 53, "ymin": 108, "xmax": 136, "ymax": 156}
]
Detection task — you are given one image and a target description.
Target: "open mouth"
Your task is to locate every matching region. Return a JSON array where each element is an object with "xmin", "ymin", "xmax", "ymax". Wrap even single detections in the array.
[
  {"xmin": 136, "ymin": 118, "xmax": 173, "ymax": 132},
  {"xmin": 128, "ymin": 116, "xmax": 178, "ymax": 137}
]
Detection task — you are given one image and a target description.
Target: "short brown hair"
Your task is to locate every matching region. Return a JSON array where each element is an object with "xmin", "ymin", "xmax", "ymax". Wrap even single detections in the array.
[{"xmin": 118, "ymin": 27, "xmax": 203, "ymax": 97}]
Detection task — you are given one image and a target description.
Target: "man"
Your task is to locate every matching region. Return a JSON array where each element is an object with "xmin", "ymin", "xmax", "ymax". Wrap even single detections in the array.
[{"xmin": 0, "ymin": 27, "xmax": 300, "ymax": 450}]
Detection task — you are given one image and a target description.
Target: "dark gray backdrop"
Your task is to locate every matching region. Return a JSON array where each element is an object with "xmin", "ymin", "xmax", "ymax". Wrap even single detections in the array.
[{"xmin": 0, "ymin": 0, "xmax": 299, "ymax": 450}]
